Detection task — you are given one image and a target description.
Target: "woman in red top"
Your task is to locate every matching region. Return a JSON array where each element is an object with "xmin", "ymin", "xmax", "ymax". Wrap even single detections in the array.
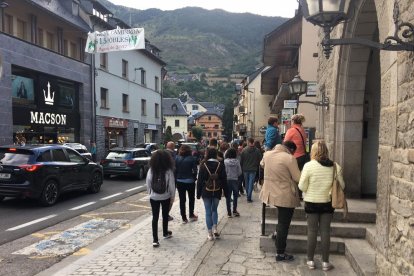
[{"xmin": 283, "ymin": 114, "xmax": 308, "ymax": 171}]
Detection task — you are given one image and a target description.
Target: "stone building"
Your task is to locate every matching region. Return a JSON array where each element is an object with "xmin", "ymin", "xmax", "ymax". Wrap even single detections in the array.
[{"xmin": 311, "ymin": 0, "xmax": 414, "ymax": 274}]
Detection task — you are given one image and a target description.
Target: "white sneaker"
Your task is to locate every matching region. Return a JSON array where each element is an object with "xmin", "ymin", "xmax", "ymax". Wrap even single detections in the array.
[
  {"xmin": 213, "ymin": 224, "xmax": 220, "ymax": 238},
  {"xmin": 306, "ymin": 260, "xmax": 315, "ymax": 269},
  {"xmin": 207, "ymin": 231, "xmax": 214, "ymax": 241},
  {"xmin": 322, "ymin": 262, "xmax": 333, "ymax": 271}
]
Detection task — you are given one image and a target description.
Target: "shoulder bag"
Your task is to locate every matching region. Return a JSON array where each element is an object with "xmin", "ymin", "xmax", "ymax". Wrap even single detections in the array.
[
  {"xmin": 294, "ymin": 127, "xmax": 310, "ymax": 163},
  {"xmin": 331, "ymin": 163, "xmax": 348, "ymax": 217}
]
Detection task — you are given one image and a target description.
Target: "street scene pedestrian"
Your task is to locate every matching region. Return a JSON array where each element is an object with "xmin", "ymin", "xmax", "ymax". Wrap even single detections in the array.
[
  {"xmin": 299, "ymin": 140, "xmax": 345, "ymax": 271},
  {"xmin": 240, "ymin": 138, "xmax": 262, "ymax": 202},
  {"xmin": 284, "ymin": 114, "xmax": 308, "ymax": 171},
  {"xmin": 264, "ymin": 116, "xmax": 282, "ymax": 151},
  {"xmin": 175, "ymin": 144, "xmax": 199, "ymax": 223},
  {"xmin": 224, "ymin": 148, "xmax": 242, "ymax": 217},
  {"xmin": 146, "ymin": 150, "xmax": 176, "ymax": 248},
  {"xmin": 259, "ymin": 140, "xmax": 301, "ymax": 262},
  {"xmin": 197, "ymin": 148, "xmax": 227, "ymax": 240}
]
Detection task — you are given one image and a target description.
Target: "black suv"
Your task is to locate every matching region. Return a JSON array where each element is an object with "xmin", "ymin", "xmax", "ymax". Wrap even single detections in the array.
[
  {"xmin": 0, "ymin": 145, "xmax": 103, "ymax": 206},
  {"xmin": 100, "ymin": 147, "xmax": 150, "ymax": 179}
]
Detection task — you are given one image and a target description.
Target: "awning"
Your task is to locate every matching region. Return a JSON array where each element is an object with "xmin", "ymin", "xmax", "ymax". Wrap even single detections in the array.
[{"xmin": 271, "ymin": 84, "xmax": 292, "ymax": 113}]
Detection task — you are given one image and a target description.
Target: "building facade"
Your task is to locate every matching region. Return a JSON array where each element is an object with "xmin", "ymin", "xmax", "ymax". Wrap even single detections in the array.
[
  {"xmin": 195, "ymin": 113, "xmax": 223, "ymax": 140},
  {"xmin": 162, "ymin": 98, "xmax": 188, "ymax": 141},
  {"xmin": 0, "ymin": 0, "xmax": 92, "ymax": 146},
  {"xmin": 313, "ymin": 0, "xmax": 413, "ymax": 274}
]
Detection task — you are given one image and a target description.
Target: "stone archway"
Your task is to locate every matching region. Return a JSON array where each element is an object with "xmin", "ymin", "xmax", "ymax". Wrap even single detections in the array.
[{"xmin": 328, "ymin": 0, "xmax": 380, "ymax": 197}]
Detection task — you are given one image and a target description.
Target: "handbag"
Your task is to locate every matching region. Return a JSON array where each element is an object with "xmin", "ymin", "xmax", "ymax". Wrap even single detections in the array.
[
  {"xmin": 331, "ymin": 163, "xmax": 348, "ymax": 217},
  {"xmin": 294, "ymin": 128, "xmax": 310, "ymax": 162}
]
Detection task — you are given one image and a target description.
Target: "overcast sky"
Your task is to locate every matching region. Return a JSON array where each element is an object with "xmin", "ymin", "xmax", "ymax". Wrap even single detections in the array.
[{"xmin": 107, "ymin": 0, "xmax": 299, "ymax": 18}]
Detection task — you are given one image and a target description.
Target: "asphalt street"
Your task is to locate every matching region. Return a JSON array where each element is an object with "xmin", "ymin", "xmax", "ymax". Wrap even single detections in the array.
[{"xmin": 0, "ymin": 176, "xmax": 146, "ymax": 245}]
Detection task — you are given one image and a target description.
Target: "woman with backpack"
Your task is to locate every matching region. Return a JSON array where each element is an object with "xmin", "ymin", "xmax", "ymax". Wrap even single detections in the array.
[
  {"xmin": 197, "ymin": 148, "xmax": 227, "ymax": 240},
  {"xmin": 175, "ymin": 144, "xmax": 199, "ymax": 224},
  {"xmin": 224, "ymin": 148, "xmax": 242, "ymax": 217},
  {"xmin": 146, "ymin": 150, "xmax": 176, "ymax": 248}
]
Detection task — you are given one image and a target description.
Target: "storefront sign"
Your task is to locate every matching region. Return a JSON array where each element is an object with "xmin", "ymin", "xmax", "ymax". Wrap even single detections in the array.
[
  {"xmin": 85, "ymin": 28, "xmax": 145, "ymax": 53},
  {"xmin": 306, "ymin": 82, "xmax": 318, "ymax": 97},
  {"xmin": 145, "ymin": 124, "xmax": 157, "ymax": 130},
  {"xmin": 30, "ymin": 111, "xmax": 66, "ymax": 125},
  {"xmin": 105, "ymin": 118, "xmax": 127, "ymax": 128}
]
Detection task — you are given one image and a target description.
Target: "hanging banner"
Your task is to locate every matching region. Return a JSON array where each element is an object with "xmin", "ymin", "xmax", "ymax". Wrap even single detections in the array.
[{"xmin": 85, "ymin": 28, "xmax": 145, "ymax": 53}]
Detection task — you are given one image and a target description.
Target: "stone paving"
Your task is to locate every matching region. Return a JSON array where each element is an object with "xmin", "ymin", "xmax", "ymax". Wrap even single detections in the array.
[{"xmin": 37, "ymin": 192, "xmax": 357, "ymax": 276}]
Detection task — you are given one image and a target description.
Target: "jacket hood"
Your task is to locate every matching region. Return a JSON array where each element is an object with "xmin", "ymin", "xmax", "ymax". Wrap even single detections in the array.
[
  {"xmin": 273, "ymin": 144, "xmax": 291, "ymax": 154},
  {"xmin": 224, "ymin": 158, "xmax": 239, "ymax": 166},
  {"xmin": 318, "ymin": 159, "xmax": 334, "ymax": 167}
]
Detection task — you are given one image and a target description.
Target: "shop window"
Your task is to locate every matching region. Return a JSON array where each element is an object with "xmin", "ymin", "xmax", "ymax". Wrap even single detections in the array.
[
  {"xmin": 155, "ymin": 103, "xmax": 159, "ymax": 118},
  {"xmin": 140, "ymin": 69, "xmax": 146, "ymax": 86},
  {"xmin": 141, "ymin": 99, "xmax": 147, "ymax": 116},
  {"xmin": 175, "ymin": 120, "xmax": 179, "ymax": 127},
  {"xmin": 52, "ymin": 149, "xmax": 67, "ymax": 162},
  {"xmin": 16, "ymin": 19, "xmax": 27, "ymax": 40},
  {"xmin": 155, "ymin": 76, "xmax": 159, "ymax": 92},
  {"xmin": 100, "ymin": 53, "xmax": 107, "ymax": 69},
  {"xmin": 122, "ymin": 94, "xmax": 129, "ymax": 112},
  {"xmin": 11, "ymin": 75, "xmax": 35, "ymax": 102},
  {"xmin": 101, "ymin": 88, "xmax": 108, "ymax": 108},
  {"xmin": 37, "ymin": 28, "xmax": 44, "ymax": 46},
  {"xmin": 4, "ymin": 14, "xmax": 13, "ymax": 35},
  {"xmin": 58, "ymin": 82, "xmax": 76, "ymax": 109},
  {"xmin": 122, "ymin": 59, "xmax": 128, "ymax": 78}
]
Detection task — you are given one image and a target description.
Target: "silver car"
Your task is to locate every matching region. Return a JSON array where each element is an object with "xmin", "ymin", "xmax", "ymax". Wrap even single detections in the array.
[{"xmin": 63, "ymin": 143, "xmax": 93, "ymax": 160}]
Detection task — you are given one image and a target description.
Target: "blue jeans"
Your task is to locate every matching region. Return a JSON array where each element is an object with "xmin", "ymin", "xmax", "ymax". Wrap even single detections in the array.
[
  {"xmin": 226, "ymin": 179, "xmax": 239, "ymax": 214},
  {"xmin": 203, "ymin": 197, "xmax": 220, "ymax": 230},
  {"xmin": 244, "ymin": 171, "xmax": 256, "ymax": 201}
]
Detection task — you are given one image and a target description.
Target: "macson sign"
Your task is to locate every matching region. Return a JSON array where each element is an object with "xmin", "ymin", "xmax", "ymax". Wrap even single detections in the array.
[{"xmin": 30, "ymin": 111, "xmax": 67, "ymax": 126}]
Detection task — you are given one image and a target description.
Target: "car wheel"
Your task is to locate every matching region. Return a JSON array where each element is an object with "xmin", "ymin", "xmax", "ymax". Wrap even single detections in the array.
[
  {"xmin": 137, "ymin": 166, "xmax": 144, "ymax": 180},
  {"xmin": 88, "ymin": 171, "xmax": 102, "ymax": 193},
  {"xmin": 39, "ymin": 180, "xmax": 59, "ymax": 206}
]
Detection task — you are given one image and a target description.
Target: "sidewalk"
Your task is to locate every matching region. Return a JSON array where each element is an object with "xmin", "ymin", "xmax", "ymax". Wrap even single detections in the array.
[{"xmin": 37, "ymin": 192, "xmax": 356, "ymax": 276}]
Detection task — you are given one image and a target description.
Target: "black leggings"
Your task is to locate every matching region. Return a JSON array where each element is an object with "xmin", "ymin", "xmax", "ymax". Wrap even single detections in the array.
[
  {"xmin": 176, "ymin": 181, "xmax": 196, "ymax": 220},
  {"xmin": 150, "ymin": 198, "xmax": 170, "ymax": 242},
  {"xmin": 275, "ymin": 206, "xmax": 294, "ymax": 254}
]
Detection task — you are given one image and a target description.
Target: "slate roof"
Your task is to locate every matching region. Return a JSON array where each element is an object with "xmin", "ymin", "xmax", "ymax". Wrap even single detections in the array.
[{"xmin": 162, "ymin": 98, "xmax": 188, "ymax": 116}]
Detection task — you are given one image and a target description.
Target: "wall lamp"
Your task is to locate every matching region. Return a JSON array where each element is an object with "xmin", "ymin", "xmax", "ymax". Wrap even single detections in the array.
[
  {"xmin": 299, "ymin": 0, "xmax": 414, "ymax": 58},
  {"xmin": 288, "ymin": 74, "xmax": 330, "ymax": 109}
]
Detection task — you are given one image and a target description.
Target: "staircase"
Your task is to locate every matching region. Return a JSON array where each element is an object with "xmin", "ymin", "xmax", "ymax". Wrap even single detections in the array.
[{"xmin": 259, "ymin": 199, "xmax": 377, "ymax": 276}]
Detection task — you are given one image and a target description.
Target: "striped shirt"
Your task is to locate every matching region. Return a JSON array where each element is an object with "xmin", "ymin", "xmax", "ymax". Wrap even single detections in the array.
[{"xmin": 298, "ymin": 160, "xmax": 345, "ymax": 203}]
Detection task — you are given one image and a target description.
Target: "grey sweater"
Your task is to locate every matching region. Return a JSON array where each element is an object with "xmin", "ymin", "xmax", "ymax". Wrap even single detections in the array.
[
  {"xmin": 224, "ymin": 158, "xmax": 242, "ymax": 180},
  {"xmin": 146, "ymin": 169, "xmax": 176, "ymax": 201}
]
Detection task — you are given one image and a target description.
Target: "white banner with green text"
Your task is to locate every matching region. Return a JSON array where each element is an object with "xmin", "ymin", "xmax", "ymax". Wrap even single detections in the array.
[{"xmin": 85, "ymin": 28, "xmax": 145, "ymax": 53}]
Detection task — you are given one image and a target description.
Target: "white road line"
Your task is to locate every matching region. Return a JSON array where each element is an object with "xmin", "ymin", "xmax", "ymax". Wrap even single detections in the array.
[
  {"xmin": 125, "ymin": 187, "xmax": 140, "ymax": 192},
  {"xmin": 6, "ymin": 215, "xmax": 57, "ymax": 231},
  {"xmin": 69, "ymin": 202, "xmax": 96, "ymax": 211},
  {"xmin": 139, "ymin": 195, "xmax": 150, "ymax": 201},
  {"xmin": 100, "ymin": 193, "xmax": 122, "ymax": 200}
]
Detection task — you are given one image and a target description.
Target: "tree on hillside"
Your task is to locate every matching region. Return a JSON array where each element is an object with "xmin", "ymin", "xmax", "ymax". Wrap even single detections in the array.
[{"xmin": 191, "ymin": 126, "xmax": 203, "ymax": 142}]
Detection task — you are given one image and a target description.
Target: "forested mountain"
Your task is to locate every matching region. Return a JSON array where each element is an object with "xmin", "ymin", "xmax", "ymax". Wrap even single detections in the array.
[{"xmin": 100, "ymin": 0, "xmax": 287, "ymax": 75}]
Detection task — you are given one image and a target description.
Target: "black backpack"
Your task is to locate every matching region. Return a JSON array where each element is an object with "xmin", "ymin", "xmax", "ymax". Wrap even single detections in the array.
[
  {"xmin": 204, "ymin": 163, "xmax": 222, "ymax": 192},
  {"xmin": 151, "ymin": 173, "xmax": 167, "ymax": 194}
]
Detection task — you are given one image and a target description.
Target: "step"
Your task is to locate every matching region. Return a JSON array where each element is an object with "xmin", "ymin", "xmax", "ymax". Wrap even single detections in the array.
[
  {"xmin": 365, "ymin": 225, "xmax": 376, "ymax": 249},
  {"xmin": 264, "ymin": 207, "xmax": 376, "ymax": 223},
  {"xmin": 345, "ymin": 239, "xmax": 376, "ymax": 276},
  {"xmin": 259, "ymin": 234, "xmax": 345, "ymax": 254},
  {"xmin": 263, "ymin": 220, "xmax": 370, "ymax": 239}
]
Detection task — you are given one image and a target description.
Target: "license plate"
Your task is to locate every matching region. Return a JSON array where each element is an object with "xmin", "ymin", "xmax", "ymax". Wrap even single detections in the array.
[
  {"xmin": 109, "ymin": 163, "xmax": 121, "ymax": 167},
  {"xmin": 0, "ymin": 173, "xmax": 11, "ymax": 179}
]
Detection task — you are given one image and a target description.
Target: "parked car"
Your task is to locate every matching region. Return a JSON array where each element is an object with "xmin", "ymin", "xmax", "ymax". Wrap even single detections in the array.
[
  {"xmin": 0, "ymin": 145, "xmax": 103, "ymax": 206},
  {"xmin": 136, "ymin": 143, "xmax": 159, "ymax": 153},
  {"xmin": 100, "ymin": 147, "xmax": 150, "ymax": 179},
  {"xmin": 178, "ymin": 142, "xmax": 205, "ymax": 162},
  {"xmin": 63, "ymin": 143, "xmax": 93, "ymax": 160}
]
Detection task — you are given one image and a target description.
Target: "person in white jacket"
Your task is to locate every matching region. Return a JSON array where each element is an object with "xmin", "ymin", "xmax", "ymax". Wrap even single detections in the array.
[
  {"xmin": 146, "ymin": 150, "xmax": 176, "ymax": 248},
  {"xmin": 224, "ymin": 148, "xmax": 242, "ymax": 217},
  {"xmin": 298, "ymin": 140, "xmax": 345, "ymax": 271}
]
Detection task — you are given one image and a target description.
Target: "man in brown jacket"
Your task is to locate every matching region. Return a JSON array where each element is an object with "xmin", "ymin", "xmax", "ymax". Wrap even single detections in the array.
[{"xmin": 259, "ymin": 141, "xmax": 301, "ymax": 262}]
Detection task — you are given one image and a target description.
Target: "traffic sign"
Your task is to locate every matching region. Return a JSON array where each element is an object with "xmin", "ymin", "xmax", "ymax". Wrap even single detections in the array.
[{"xmin": 284, "ymin": 100, "xmax": 297, "ymax": 109}]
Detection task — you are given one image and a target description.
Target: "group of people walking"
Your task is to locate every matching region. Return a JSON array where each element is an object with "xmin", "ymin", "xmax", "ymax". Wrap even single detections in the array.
[{"xmin": 145, "ymin": 113, "xmax": 345, "ymax": 272}]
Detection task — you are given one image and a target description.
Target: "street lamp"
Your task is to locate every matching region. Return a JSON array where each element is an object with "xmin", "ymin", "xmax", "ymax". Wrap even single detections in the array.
[
  {"xmin": 299, "ymin": 0, "xmax": 414, "ymax": 58},
  {"xmin": 287, "ymin": 74, "xmax": 330, "ymax": 109}
]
